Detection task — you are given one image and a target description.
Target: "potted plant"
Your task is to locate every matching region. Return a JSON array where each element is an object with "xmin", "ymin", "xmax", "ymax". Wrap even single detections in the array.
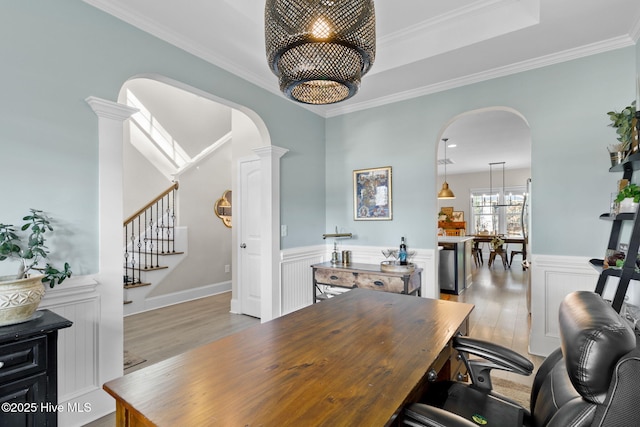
[
  {"xmin": 490, "ymin": 235, "xmax": 505, "ymax": 252},
  {"xmin": 615, "ymin": 183, "xmax": 640, "ymax": 213},
  {"xmin": 0, "ymin": 209, "xmax": 71, "ymax": 326},
  {"xmin": 607, "ymin": 101, "xmax": 637, "ymax": 164}
]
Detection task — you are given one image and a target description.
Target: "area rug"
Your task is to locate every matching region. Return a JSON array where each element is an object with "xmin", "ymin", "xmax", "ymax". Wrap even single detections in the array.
[
  {"xmin": 491, "ymin": 377, "xmax": 531, "ymax": 408},
  {"xmin": 124, "ymin": 350, "xmax": 146, "ymax": 370}
]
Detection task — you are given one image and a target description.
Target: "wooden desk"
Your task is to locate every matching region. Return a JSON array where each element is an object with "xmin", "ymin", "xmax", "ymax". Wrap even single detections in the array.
[
  {"xmin": 104, "ymin": 289, "xmax": 473, "ymax": 427},
  {"xmin": 312, "ymin": 261, "xmax": 422, "ymax": 303}
]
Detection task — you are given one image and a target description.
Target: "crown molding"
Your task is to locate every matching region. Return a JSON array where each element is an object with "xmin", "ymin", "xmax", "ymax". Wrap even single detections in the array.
[
  {"xmin": 325, "ymin": 35, "xmax": 636, "ymax": 118},
  {"xmin": 84, "ymin": 0, "xmax": 638, "ymax": 120},
  {"xmin": 83, "ymin": 0, "xmax": 277, "ymax": 96}
]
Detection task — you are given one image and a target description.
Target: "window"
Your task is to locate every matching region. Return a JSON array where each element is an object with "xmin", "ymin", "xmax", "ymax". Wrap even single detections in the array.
[{"xmin": 470, "ymin": 187, "xmax": 526, "ymax": 235}]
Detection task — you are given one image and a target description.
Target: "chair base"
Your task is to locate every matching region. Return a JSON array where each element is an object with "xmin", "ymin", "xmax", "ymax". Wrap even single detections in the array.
[
  {"xmin": 422, "ymin": 381, "xmax": 527, "ymax": 426},
  {"xmin": 510, "ymin": 250, "xmax": 525, "ymax": 269},
  {"xmin": 472, "ymin": 248, "xmax": 483, "ymax": 267},
  {"xmin": 488, "ymin": 250, "xmax": 509, "ymax": 268}
]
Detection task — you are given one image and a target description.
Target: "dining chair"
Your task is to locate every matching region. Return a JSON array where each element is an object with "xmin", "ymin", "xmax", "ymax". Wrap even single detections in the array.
[
  {"xmin": 488, "ymin": 248, "xmax": 508, "ymax": 268},
  {"xmin": 471, "ymin": 247, "xmax": 482, "ymax": 267},
  {"xmin": 509, "ymin": 237, "xmax": 527, "ymax": 270}
]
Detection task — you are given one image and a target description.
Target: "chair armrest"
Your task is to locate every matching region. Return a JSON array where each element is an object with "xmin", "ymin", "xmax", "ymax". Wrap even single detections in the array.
[
  {"xmin": 402, "ymin": 403, "xmax": 479, "ymax": 427},
  {"xmin": 453, "ymin": 336, "xmax": 534, "ymax": 376}
]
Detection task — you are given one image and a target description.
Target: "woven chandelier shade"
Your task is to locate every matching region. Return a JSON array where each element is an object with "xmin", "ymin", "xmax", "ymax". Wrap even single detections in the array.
[{"xmin": 265, "ymin": 0, "xmax": 376, "ymax": 105}]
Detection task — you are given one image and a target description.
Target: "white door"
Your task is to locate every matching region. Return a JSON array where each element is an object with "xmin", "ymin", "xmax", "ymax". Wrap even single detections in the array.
[{"xmin": 239, "ymin": 159, "xmax": 262, "ymax": 318}]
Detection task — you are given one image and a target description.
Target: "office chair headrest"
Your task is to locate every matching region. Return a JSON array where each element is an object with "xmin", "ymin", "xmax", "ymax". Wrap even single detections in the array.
[{"xmin": 559, "ymin": 291, "xmax": 636, "ymax": 404}]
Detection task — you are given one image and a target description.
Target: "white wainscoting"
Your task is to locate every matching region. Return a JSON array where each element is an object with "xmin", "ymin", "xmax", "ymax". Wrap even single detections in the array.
[
  {"xmin": 280, "ymin": 245, "xmax": 326, "ymax": 315},
  {"xmin": 39, "ymin": 275, "xmax": 103, "ymax": 427},
  {"xmin": 529, "ymin": 254, "xmax": 600, "ymax": 356},
  {"xmin": 279, "ymin": 245, "xmax": 438, "ymax": 316}
]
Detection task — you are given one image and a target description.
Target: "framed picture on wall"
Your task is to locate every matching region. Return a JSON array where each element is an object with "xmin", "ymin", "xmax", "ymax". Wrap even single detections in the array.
[
  {"xmin": 451, "ymin": 211, "xmax": 464, "ymax": 222},
  {"xmin": 353, "ymin": 166, "xmax": 392, "ymax": 220}
]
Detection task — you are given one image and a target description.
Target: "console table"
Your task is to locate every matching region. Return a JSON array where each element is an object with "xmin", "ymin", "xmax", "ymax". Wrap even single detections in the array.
[
  {"xmin": 311, "ymin": 261, "xmax": 422, "ymax": 303},
  {"xmin": 0, "ymin": 310, "xmax": 72, "ymax": 427},
  {"xmin": 104, "ymin": 289, "xmax": 473, "ymax": 426}
]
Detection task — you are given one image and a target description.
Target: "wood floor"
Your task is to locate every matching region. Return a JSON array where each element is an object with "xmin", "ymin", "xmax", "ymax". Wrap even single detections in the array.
[
  {"xmin": 442, "ymin": 264, "xmax": 545, "ymax": 387},
  {"xmin": 86, "ymin": 264, "xmax": 540, "ymax": 426}
]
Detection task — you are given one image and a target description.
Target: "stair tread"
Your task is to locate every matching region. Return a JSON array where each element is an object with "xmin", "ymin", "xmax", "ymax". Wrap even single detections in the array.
[
  {"xmin": 128, "ymin": 251, "xmax": 184, "ymax": 256},
  {"xmin": 124, "ymin": 281, "xmax": 152, "ymax": 289},
  {"xmin": 123, "ymin": 265, "xmax": 169, "ymax": 271}
]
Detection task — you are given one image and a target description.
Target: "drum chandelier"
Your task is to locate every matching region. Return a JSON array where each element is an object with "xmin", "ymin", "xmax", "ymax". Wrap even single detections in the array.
[{"xmin": 265, "ymin": 0, "xmax": 376, "ymax": 105}]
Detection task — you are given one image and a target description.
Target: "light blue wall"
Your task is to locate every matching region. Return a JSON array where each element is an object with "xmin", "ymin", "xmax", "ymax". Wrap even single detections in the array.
[
  {"xmin": 327, "ymin": 47, "xmax": 638, "ymax": 257},
  {"xmin": 1, "ymin": 1, "xmax": 636, "ymax": 276},
  {"xmin": 0, "ymin": 1, "xmax": 325, "ymax": 276}
]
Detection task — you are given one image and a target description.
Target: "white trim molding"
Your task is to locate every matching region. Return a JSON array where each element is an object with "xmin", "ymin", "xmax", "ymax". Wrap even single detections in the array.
[
  {"xmin": 80, "ymin": 96, "xmax": 137, "ymax": 425},
  {"xmin": 254, "ymin": 146, "xmax": 289, "ymax": 322}
]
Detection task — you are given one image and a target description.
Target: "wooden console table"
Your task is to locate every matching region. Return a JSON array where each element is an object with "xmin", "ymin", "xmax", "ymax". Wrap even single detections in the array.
[
  {"xmin": 104, "ymin": 289, "xmax": 473, "ymax": 426},
  {"xmin": 311, "ymin": 261, "xmax": 422, "ymax": 303}
]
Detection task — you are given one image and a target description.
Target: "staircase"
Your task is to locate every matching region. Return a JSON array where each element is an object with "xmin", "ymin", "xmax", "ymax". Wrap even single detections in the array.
[{"xmin": 124, "ymin": 182, "xmax": 187, "ymax": 315}]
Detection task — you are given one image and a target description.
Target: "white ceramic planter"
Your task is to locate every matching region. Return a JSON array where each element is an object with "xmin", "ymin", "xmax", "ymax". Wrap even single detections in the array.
[
  {"xmin": 619, "ymin": 197, "xmax": 639, "ymax": 213},
  {"xmin": 0, "ymin": 275, "xmax": 46, "ymax": 326}
]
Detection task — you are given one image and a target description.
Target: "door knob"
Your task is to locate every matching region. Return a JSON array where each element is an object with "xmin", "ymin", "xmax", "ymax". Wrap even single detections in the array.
[{"xmin": 240, "ymin": 243, "xmax": 247, "ymax": 248}]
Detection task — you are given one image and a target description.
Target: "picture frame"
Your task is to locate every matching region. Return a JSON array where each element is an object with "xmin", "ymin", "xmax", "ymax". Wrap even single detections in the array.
[
  {"xmin": 440, "ymin": 207, "xmax": 454, "ymax": 216},
  {"xmin": 353, "ymin": 166, "xmax": 392, "ymax": 220},
  {"xmin": 451, "ymin": 211, "xmax": 464, "ymax": 222}
]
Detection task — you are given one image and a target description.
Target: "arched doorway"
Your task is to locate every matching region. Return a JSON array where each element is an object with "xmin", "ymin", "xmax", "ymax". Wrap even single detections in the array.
[
  {"xmin": 113, "ymin": 75, "xmax": 287, "ymax": 320},
  {"xmin": 86, "ymin": 76, "xmax": 285, "ymax": 406}
]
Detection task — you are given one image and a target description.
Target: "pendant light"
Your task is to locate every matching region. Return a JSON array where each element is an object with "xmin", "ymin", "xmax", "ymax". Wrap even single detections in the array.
[
  {"xmin": 438, "ymin": 138, "xmax": 456, "ymax": 199},
  {"xmin": 489, "ymin": 162, "xmax": 516, "ymax": 207},
  {"xmin": 264, "ymin": 0, "xmax": 376, "ymax": 105}
]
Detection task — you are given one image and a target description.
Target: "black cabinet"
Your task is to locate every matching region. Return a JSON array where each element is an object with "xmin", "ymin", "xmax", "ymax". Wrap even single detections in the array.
[
  {"xmin": 590, "ymin": 150, "xmax": 640, "ymax": 312},
  {"xmin": 0, "ymin": 310, "xmax": 72, "ymax": 427}
]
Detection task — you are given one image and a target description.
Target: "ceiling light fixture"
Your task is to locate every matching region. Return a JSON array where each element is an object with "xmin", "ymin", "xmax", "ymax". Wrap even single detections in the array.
[
  {"xmin": 264, "ymin": 0, "xmax": 376, "ymax": 105},
  {"xmin": 438, "ymin": 138, "xmax": 456, "ymax": 199}
]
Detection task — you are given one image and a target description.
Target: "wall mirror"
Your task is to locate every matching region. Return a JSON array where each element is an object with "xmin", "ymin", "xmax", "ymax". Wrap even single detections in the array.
[{"xmin": 214, "ymin": 190, "xmax": 232, "ymax": 228}]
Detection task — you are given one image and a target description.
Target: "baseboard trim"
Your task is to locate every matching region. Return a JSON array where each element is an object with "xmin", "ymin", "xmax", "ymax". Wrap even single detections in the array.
[{"xmin": 124, "ymin": 281, "xmax": 232, "ymax": 316}]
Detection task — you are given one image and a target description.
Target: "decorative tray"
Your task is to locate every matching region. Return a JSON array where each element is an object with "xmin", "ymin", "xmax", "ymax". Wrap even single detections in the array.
[{"xmin": 380, "ymin": 261, "xmax": 416, "ymax": 273}]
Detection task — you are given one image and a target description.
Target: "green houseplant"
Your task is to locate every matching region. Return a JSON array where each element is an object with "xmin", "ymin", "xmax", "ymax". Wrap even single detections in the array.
[
  {"xmin": 0, "ymin": 209, "xmax": 72, "ymax": 325},
  {"xmin": 615, "ymin": 183, "xmax": 640, "ymax": 213},
  {"xmin": 615, "ymin": 183, "xmax": 640, "ymax": 203},
  {"xmin": 607, "ymin": 101, "xmax": 637, "ymax": 159}
]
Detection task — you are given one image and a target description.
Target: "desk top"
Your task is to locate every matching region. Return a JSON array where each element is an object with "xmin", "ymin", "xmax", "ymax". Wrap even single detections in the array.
[{"xmin": 104, "ymin": 289, "xmax": 473, "ymax": 426}]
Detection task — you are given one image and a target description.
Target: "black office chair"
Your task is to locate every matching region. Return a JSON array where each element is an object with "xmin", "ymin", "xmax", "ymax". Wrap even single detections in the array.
[{"xmin": 402, "ymin": 291, "xmax": 640, "ymax": 427}]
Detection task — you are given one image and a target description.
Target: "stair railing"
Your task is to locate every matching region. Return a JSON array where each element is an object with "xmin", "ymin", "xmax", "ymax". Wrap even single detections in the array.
[{"xmin": 123, "ymin": 182, "xmax": 179, "ymax": 287}]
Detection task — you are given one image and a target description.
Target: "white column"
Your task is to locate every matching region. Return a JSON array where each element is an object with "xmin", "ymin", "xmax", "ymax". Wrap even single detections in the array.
[
  {"xmin": 254, "ymin": 145, "xmax": 288, "ymax": 322},
  {"xmin": 80, "ymin": 96, "xmax": 137, "ymax": 420}
]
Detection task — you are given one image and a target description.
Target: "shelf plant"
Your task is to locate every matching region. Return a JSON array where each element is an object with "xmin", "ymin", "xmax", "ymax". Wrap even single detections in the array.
[
  {"xmin": 607, "ymin": 100, "xmax": 637, "ymax": 153},
  {"xmin": 0, "ymin": 209, "xmax": 72, "ymax": 287},
  {"xmin": 615, "ymin": 183, "xmax": 640, "ymax": 204}
]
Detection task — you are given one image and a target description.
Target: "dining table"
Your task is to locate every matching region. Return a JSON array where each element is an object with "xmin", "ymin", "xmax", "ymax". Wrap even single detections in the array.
[
  {"xmin": 472, "ymin": 234, "xmax": 527, "ymax": 267},
  {"xmin": 103, "ymin": 289, "xmax": 474, "ymax": 426}
]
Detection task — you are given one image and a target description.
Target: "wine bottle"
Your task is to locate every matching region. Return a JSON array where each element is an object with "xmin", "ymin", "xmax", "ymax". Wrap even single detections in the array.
[{"xmin": 399, "ymin": 237, "xmax": 407, "ymax": 265}]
